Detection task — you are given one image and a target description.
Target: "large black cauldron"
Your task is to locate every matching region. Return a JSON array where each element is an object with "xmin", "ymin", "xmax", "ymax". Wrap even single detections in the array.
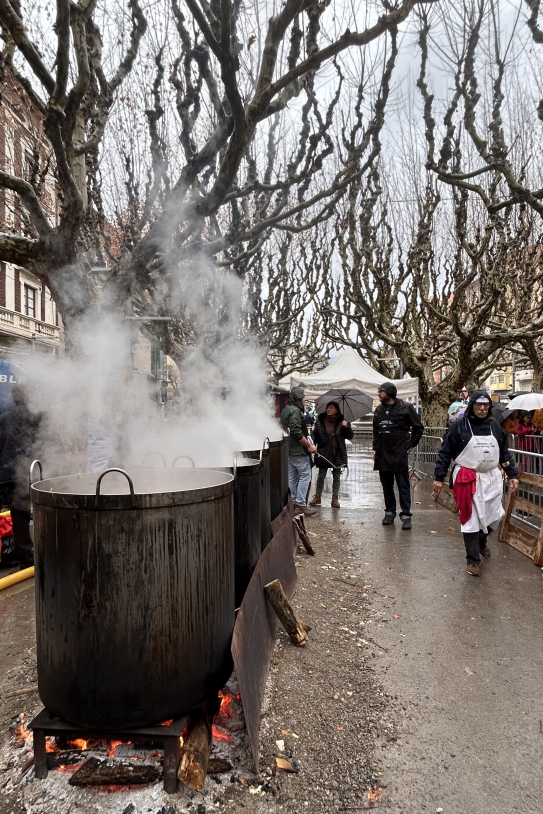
[
  {"xmin": 240, "ymin": 441, "xmax": 272, "ymax": 551},
  {"xmin": 31, "ymin": 467, "xmax": 234, "ymax": 729},
  {"xmin": 210, "ymin": 457, "xmax": 262, "ymax": 607}
]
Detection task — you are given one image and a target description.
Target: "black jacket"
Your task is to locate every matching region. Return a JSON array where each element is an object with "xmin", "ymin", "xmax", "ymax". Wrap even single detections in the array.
[
  {"xmin": 0, "ymin": 404, "xmax": 41, "ymax": 486},
  {"xmin": 373, "ymin": 399, "xmax": 424, "ymax": 472},
  {"xmin": 434, "ymin": 389, "xmax": 518, "ymax": 481},
  {"xmin": 313, "ymin": 412, "xmax": 354, "ymax": 468}
]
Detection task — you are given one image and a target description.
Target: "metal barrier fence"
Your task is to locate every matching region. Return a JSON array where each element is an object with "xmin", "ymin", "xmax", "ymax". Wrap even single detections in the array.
[{"xmin": 408, "ymin": 431, "xmax": 446, "ymax": 478}]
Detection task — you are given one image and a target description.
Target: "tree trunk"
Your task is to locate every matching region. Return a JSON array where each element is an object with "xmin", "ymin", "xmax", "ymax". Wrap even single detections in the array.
[{"xmin": 420, "ymin": 395, "xmax": 450, "ymax": 428}]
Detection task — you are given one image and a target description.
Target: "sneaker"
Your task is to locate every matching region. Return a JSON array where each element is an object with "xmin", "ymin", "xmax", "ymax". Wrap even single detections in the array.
[
  {"xmin": 400, "ymin": 515, "xmax": 412, "ymax": 530},
  {"xmin": 309, "ymin": 494, "xmax": 321, "ymax": 506},
  {"xmin": 466, "ymin": 563, "xmax": 480, "ymax": 577},
  {"xmin": 294, "ymin": 505, "xmax": 317, "ymax": 517},
  {"xmin": 479, "ymin": 545, "xmax": 490, "ymax": 558},
  {"xmin": 331, "ymin": 496, "xmax": 340, "ymax": 508},
  {"xmin": 382, "ymin": 512, "xmax": 395, "ymax": 525}
]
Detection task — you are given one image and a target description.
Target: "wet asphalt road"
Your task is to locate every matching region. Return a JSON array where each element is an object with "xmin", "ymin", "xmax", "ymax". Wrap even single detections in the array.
[{"xmin": 312, "ymin": 442, "xmax": 543, "ymax": 813}]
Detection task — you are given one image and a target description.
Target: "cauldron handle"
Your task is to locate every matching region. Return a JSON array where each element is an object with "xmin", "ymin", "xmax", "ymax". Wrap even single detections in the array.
[
  {"xmin": 232, "ymin": 455, "xmax": 238, "ymax": 480},
  {"xmin": 142, "ymin": 451, "xmax": 167, "ymax": 467},
  {"xmin": 95, "ymin": 468, "xmax": 136, "ymax": 508},
  {"xmin": 263, "ymin": 437, "xmax": 270, "ymax": 453},
  {"xmin": 29, "ymin": 459, "xmax": 43, "ymax": 484},
  {"xmin": 172, "ymin": 455, "xmax": 196, "ymax": 468}
]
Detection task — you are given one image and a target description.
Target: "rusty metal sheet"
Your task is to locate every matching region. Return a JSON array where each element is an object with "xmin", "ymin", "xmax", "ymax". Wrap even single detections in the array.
[
  {"xmin": 231, "ymin": 509, "xmax": 297, "ymax": 769},
  {"xmin": 271, "ymin": 497, "xmax": 294, "ymax": 537}
]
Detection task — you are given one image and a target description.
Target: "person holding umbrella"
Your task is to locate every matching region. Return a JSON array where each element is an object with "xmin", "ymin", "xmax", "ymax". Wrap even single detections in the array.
[
  {"xmin": 309, "ymin": 401, "xmax": 354, "ymax": 508},
  {"xmin": 373, "ymin": 382, "xmax": 424, "ymax": 530}
]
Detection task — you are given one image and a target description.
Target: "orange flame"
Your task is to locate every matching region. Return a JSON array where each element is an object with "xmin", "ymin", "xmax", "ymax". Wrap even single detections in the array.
[
  {"xmin": 13, "ymin": 715, "xmax": 32, "ymax": 746},
  {"xmin": 108, "ymin": 740, "xmax": 127, "ymax": 757},
  {"xmin": 212, "ymin": 725, "xmax": 232, "ymax": 744},
  {"xmin": 68, "ymin": 738, "xmax": 88, "ymax": 750}
]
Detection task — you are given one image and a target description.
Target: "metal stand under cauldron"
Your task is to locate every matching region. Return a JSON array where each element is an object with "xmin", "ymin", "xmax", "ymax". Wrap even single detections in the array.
[{"xmin": 30, "ymin": 709, "xmax": 188, "ymax": 793}]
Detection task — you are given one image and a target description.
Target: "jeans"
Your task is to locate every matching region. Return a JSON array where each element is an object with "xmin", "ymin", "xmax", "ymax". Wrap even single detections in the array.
[
  {"xmin": 379, "ymin": 470, "xmax": 411, "ymax": 517},
  {"xmin": 316, "ymin": 467, "xmax": 341, "ymax": 497},
  {"xmin": 288, "ymin": 455, "xmax": 312, "ymax": 507},
  {"xmin": 463, "ymin": 529, "xmax": 493, "ymax": 564}
]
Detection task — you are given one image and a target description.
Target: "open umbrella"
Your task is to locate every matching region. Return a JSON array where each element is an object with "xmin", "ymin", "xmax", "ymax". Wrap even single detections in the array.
[
  {"xmin": 490, "ymin": 401, "xmax": 508, "ymax": 421},
  {"xmin": 506, "ymin": 393, "xmax": 543, "ymax": 412},
  {"xmin": 447, "ymin": 400, "xmax": 464, "ymax": 415},
  {"xmin": 314, "ymin": 388, "xmax": 373, "ymax": 422}
]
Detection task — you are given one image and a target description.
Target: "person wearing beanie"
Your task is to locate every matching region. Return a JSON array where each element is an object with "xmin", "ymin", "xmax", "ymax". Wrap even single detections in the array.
[
  {"xmin": 433, "ymin": 390, "xmax": 519, "ymax": 577},
  {"xmin": 280, "ymin": 387, "xmax": 317, "ymax": 516},
  {"xmin": 373, "ymin": 382, "xmax": 424, "ymax": 530}
]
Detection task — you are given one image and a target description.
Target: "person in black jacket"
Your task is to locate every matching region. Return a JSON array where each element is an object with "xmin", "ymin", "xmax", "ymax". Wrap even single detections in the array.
[
  {"xmin": 309, "ymin": 401, "xmax": 354, "ymax": 509},
  {"xmin": 0, "ymin": 385, "xmax": 41, "ymax": 568},
  {"xmin": 373, "ymin": 382, "xmax": 424, "ymax": 530},
  {"xmin": 433, "ymin": 389, "xmax": 519, "ymax": 576}
]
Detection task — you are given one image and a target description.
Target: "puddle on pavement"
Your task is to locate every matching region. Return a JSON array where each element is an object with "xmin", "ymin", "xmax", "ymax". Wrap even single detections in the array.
[{"xmin": 311, "ymin": 438, "xmax": 384, "ymax": 509}]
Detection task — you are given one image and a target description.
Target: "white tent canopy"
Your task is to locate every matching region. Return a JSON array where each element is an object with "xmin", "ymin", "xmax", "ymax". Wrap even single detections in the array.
[{"xmin": 290, "ymin": 347, "xmax": 419, "ymax": 402}]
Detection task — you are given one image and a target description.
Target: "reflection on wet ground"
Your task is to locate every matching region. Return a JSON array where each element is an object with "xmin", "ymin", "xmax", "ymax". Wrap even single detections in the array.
[{"xmin": 311, "ymin": 436, "xmax": 384, "ymax": 509}]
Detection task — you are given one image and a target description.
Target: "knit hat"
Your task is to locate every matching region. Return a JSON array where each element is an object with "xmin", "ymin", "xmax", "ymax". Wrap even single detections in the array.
[{"xmin": 378, "ymin": 382, "xmax": 397, "ymax": 398}]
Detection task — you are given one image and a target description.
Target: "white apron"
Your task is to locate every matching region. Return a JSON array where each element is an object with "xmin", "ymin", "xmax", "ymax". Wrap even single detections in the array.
[{"xmin": 452, "ymin": 426, "xmax": 504, "ymax": 534}]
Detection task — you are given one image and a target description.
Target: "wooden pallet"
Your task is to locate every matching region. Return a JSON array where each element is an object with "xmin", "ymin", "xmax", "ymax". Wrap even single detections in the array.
[
  {"xmin": 433, "ymin": 472, "xmax": 458, "ymax": 514},
  {"xmin": 499, "ymin": 472, "xmax": 543, "ymax": 566}
]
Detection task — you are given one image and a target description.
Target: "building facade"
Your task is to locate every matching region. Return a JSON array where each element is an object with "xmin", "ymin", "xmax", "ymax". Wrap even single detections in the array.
[{"xmin": 0, "ymin": 69, "xmax": 62, "ymax": 359}]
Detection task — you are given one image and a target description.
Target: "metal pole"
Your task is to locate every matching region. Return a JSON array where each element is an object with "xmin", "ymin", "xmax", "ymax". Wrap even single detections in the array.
[{"xmin": 511, "ymin": 351, "xmax": 515, "ymax": 392}]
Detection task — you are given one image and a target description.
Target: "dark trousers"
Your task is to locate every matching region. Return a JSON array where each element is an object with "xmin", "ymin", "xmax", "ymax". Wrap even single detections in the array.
[
  {"xmin": 316, "ymin": 467, "xmax": 341, "ymax": 497},
  {"xmin": 11, "ymin": 507, "xmax": 33, "ymax": 565},
  {"xmin": 1, "ymin": 483, "xmax": 33, "ymax": 566},
  {"xmin": 379, "ymin": 470, "xmax": 411, "ymax": 517},
  {"xmin": 463, "ymin": 529, "xmax": 493, "ymax": 564}
]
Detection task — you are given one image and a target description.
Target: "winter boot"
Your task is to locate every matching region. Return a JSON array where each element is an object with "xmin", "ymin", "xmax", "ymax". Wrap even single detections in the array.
[
  {"xmin": 400, "ymin": 514, "xmax": 412, "ymax": 530},
  {"xmin": 331, "ymin": 496, "xmax": 340, "ymax": 508},
  {"xmin": 309, "ymin": 494, "xmax": 321, "ymax": 506},
  {"xmin": 382, "ymin": 512, "xmax": 395, "ymax": 525}
]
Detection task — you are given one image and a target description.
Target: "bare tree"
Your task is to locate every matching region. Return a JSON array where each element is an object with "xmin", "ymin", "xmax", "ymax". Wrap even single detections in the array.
[
  {"xmin": 243, "ymin": 229, "xmax": 332, "ymax": 380},
  {"xmin": 322, "ymin": 150, "xmax": 543, "ymax": 424},
  {"xmin": 0, "ymin": 0, "xmax": 424, "ymax": 351}
]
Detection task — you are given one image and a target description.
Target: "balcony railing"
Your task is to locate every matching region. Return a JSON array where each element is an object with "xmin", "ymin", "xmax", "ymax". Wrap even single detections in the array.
[{"xmin": 0, "ymin": 308, "xmax": 59, "ymax": 341}]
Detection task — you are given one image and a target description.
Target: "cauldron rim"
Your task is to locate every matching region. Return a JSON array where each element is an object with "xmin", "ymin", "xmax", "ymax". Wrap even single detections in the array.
[{"xmin": 31, "ymin": 468, "xmax": 233, "ymax": 510}]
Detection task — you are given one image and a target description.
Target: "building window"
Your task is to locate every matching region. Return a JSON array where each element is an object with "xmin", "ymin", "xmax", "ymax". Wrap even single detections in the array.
[
  {"xmin": 24, "ymin": 285, "xmax": 36, "ymax": 318},
  {"xmin": 491, "ymin": 376, "xmax": 497, "ymax": 384},
  {"xmin": 499, "ymin": 374, "xmax": 505, "ymax": 383}
]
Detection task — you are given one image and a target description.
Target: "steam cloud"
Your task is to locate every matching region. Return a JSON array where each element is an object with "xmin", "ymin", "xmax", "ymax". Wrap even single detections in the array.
[{"xmin": 21, "ymin": 257, "xmax": 280, "ymax": 480}]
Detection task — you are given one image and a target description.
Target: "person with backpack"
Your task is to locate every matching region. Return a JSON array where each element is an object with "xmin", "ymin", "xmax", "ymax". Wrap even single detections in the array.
[
  {"xmin": 373, "ymin": 382, "xmax": 424, "ymax": 530},
  {"xmin": 280, "ymin": 388, "xmax": 317, "ymax": 516}
]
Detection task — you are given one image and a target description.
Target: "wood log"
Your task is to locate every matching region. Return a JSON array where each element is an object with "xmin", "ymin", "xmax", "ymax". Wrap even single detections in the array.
[
  {"xmin": 69, "ymin": 756, "xmax": 159, "ymax": 786},
  {"xmin": 264, "ymin": 579, "xmax": 311, "ymax": 646},
  {"xmin": 178, "ymin": 707, "xmax": 212, "ymax": 791},
  {"xmin": 292, "ymin": 515, "xmax": 315, "ymax": 555},
  {"xmin": 207, "ymin": 758, "xmax": 232, "ymax": 774}
]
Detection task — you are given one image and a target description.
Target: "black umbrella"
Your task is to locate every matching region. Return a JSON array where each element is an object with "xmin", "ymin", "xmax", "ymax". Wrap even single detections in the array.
[
  {"xmin": 490, "ymin": 401, "xmax": 508, "ymax": 421},
  {"xmin": 314, "ymin": 388, "xmax": 373, "ymax": 422}
]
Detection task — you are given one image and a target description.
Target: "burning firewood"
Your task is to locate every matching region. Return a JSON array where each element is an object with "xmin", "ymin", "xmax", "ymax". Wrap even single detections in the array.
[
  {"xmin": 178, "ymin": 707, "xmax": 212, "ymax": 791},
  {"xmin": 264, "ymin": 579, "xmax": 311, "ymax": 646},
  {"xmin": 68, "ymin": 756, "xmax": 159, "ymax": 786}
]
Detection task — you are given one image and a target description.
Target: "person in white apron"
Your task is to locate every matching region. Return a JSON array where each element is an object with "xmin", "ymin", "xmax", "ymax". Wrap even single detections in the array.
[{"xmin": 433, "ymin": 391, "xmax": 519, "ymax": 577}]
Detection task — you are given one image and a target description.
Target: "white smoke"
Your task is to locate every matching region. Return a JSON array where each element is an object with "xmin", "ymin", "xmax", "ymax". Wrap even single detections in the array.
[{"xmin": 22, "ymin": 257, "xmax": 280, "ymax": 480}]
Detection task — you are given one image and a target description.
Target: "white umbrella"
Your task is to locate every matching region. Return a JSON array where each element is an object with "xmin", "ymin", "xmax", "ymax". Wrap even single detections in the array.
[{"xmin": 507, "ymin": 393, "xmax": 543, "ymax": 412}]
